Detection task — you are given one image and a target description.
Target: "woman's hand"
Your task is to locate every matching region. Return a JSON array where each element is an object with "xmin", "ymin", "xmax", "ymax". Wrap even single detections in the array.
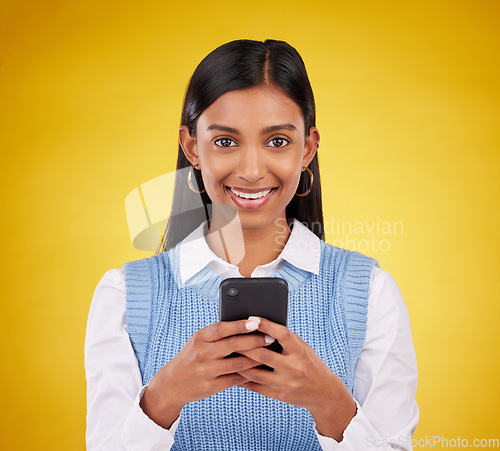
[
  {"xmin": 140, "ymin": 318, "xmax": 271, "ymax": 429},
  {"xmin": 236, "ymin": 316, "xmax": 357, "ymax": 442}
]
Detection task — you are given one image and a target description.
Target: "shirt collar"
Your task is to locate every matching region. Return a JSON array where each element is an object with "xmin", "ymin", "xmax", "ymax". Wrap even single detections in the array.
[{"xmin": 179, "ymin": 218, "xmax": 321, "ymax": 284}]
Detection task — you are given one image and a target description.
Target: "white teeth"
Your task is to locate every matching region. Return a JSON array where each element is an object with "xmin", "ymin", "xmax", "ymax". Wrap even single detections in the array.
[{"xmin": 229, "ymin": 187, "xmax": 273, "ymax": 199}]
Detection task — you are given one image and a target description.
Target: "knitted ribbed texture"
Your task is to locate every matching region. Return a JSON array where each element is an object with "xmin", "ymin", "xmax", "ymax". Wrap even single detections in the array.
[{"xmin": 124, "ymin": 240, "xmax": 378, "ymax": 450}]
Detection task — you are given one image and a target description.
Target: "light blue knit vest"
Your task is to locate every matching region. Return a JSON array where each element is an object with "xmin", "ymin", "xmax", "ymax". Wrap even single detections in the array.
[{"xmin": 124, "ymin": 239, "xmax": 378, "ymax": 450}]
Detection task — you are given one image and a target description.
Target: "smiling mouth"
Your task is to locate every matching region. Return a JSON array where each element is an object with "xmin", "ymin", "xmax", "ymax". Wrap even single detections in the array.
[{"xmin": 226, "ymin": 186, "xmax": 277, "ymax": 199}]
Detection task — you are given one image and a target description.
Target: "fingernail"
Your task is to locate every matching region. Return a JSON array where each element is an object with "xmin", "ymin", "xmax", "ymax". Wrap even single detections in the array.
[
  {"xmin": 248, "ymin": 316, "xmax": 261, "ymax": 325},
  {"xmin": 264, "ymin": 334, "xmax": 275, "ymax": 344},
  {"xmin": 245, "ymin": 320, "xmax": 259, "ymax": 331}
]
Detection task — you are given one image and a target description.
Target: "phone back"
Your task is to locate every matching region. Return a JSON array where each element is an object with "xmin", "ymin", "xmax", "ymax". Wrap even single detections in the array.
[
  {"xmin": 219, "ymin": 277, "xmax": 288, "ymax": 371},
  {"xmin": 219, "ymin": 277, "xmax": 288, "ymax": 325}
]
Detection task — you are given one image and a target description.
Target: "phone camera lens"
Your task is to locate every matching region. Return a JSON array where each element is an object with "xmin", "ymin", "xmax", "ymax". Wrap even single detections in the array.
[{"xmin": 227, "ymin": 288, "xmax": 238, "ymax": 297}]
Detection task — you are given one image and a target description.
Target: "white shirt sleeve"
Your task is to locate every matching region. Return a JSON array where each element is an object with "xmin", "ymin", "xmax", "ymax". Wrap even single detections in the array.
[
  {"xmin": 314, "ymin": 267, "xmax": 419, "ymax": 450},
  {"xmin": 84, "ymin": 268, "xmax": 180, "ymax": 451}
]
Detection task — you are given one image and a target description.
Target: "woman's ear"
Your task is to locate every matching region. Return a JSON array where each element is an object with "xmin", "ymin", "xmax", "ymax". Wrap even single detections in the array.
[
  {"xmin": 179, "ymin": 125, "xmax": 199, "ymax": 167},
  {"xmin": 303, "ymin": 126, "xmax": 320, "ymax": 167}
]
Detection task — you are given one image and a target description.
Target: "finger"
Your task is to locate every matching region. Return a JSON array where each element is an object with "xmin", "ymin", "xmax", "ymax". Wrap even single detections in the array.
[
  {"xmin": 237, "ymin": 366, "xmax": 277, "ymax": 386},
  {"xmin": 217, "ymin": 356, "xmax": 263, "ymax": 376},
  {"xmin": 247, "ymin": 316, "xmax": 302, "ymax": 354},
  {"xmin": 238, "ymin": 347, "xmax": 285, "ymax": 369},
  {"xmin": 213, "ymin": 373, "xmax": 249, "ymax": 392},
  {"xmin": 215, "ymin": 333, "xmax": 275, "ymax": 359},
  {"xmin": 244, "ymin": 316, "xmax": 299, "ymax": 351},
  {"xmin": 199, "ymin": 319, "xmax": 260, "ymax": 343}
]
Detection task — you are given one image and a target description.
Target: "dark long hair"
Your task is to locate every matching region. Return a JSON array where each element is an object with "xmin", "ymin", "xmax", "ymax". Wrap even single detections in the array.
[{"xmin": 156, "ymin": 39, "xmax": 324, "ymax": 253}]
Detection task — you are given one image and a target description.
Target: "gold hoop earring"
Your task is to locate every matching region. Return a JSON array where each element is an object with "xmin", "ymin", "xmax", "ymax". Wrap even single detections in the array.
[
  {"xmin": 295, "ymin": 167, "xmax": 314, "ymax": 197},
  {"xmin": 187, "ymin": 166, "xmax": 206, "ymax": 194}
]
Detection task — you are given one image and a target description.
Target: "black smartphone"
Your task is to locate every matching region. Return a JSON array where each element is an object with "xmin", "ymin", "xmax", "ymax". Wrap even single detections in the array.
[{"xmin": 219, "ymin": 277, "xmax": 288, "ymax": 371}]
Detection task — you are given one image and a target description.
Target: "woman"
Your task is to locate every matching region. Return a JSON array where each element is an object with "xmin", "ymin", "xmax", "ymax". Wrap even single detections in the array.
[{"xmin": 85, "ymin": 39, "xmax": 419, "ymax": 450}]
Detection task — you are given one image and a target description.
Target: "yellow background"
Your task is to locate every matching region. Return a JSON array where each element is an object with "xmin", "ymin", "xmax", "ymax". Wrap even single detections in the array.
[{"xmin": 1, "ymin": 0, "xmax": 499, "ymax": 449}]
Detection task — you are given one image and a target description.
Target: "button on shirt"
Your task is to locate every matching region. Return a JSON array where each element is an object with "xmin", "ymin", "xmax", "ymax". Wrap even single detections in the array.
[{"xmin": 84, "ymin": 219, "xmax": 419, "ymax": 450}]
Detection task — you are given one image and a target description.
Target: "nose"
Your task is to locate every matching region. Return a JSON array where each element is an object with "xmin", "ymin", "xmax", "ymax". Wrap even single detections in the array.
[{"xmin": 236, "ymin": 145, "xmax": 266, "ymax": 184}]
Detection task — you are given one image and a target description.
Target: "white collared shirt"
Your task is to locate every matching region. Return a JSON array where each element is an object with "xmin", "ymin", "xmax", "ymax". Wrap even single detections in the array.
[
  {"xmin": 85, "ymin": 218, "xmax": 419, "ymax": 450},
  {"xmin": 180, "ymin": 218, "xmax": 321, "ymax": 283}
]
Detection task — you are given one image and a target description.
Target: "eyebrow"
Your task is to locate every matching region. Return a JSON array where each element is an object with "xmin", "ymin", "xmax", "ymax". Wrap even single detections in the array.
[{"xmin": 206, "ymin": 123, "xmax": 297, "ymax": 134}]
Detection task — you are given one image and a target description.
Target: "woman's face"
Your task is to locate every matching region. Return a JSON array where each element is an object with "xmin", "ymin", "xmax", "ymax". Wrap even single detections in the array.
[{"xmin": 180, "ymin": 85, "xmax": 319, "ymax": 233}]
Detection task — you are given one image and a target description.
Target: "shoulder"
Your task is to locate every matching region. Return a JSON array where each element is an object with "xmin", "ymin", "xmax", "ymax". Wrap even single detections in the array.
[
  {"xmin": 90, "ymin": 268, "xmax": 126, "ymax": 307},
  {"xmin": 123, "ymin": 252, "xmax": 166, "ymax": 271},
  {"xmin": 93, "ymin": 268, "xmax": 125, "ymax": 296},
  {"xmin": 122, "ymin": 250, "xmax": 175, "ymax": 280},
  {"xmin": 369, "ymin": 266, "xmax": 399, "ymax": 295},
  {"xmin": 87, "ymin": 268, "xmax": 127, "ymax": 336},
  {"xmin": 367, "ymin": 266, "xmax": 409, "ymax": 323},
  {"xmin": 318, "ymin": 247, "xmax": 409, "ymax": 323},
  {"xmin": 319, "ymin": 244, "xmax": 411, "ymax": 334},
  {"xmin": 320, "ymin": 241, "xmax": 379, "ymax": 273}
]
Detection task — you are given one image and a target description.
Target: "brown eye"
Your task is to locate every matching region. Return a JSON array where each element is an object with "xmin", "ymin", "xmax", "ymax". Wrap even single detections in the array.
[
  {"xmin": 268, "ymin": 137, "xmax": 289, "ymax": 148},
  {"xmin": 214, "ymin": 138, "xmax": 236, "ymax": 147}
]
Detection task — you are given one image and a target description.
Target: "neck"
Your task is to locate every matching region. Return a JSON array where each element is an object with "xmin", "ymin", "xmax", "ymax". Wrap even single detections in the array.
[{"xmin": 206, "ymin": 213, "xmax": 292, "ymax": 277}]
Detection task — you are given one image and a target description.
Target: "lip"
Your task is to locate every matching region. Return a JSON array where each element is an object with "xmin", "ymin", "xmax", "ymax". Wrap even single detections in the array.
[{"xmin": 225, "ymin": 186, "xmax": 277, "ymax": 210}]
